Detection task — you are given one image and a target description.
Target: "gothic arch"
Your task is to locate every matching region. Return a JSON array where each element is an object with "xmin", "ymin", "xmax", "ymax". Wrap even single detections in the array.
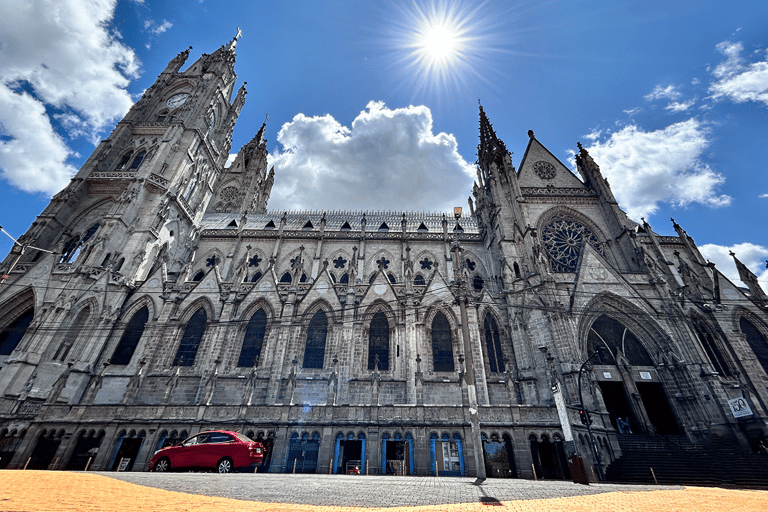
[
  {"xmin": 239, "ymin": 298, "xmax": 276, "ymax": 324},
  {"xmin": 297, "ymin": 300, "xmax": 336, "ymax": 369},
  {"xmin": 362, "ymin": 300, "xmax": 396, "ymax": 372},
  {"xmin": 0, "ymin": 288, "xmax": 36, "ymax": 356},
  {"xmin": 51, "ymin": 303, "xmax": 94, "ymax": 361},
  {"xmin": 576, "ymin": 293, "xmax": 672, "ymax": 362},
  {"xmin": 368, "ymin": 250, "xmax": 397, "ymax": 276},
  {"xmin": 478, "ymin": 306, "xmax": 508, "ymax": 373},
  {"xmin": 328, "ymin": 250, "xmax": 351, "ymax": 273},
  {"xmin": 689, "ymin": 311, "xmax": 734, "ymax": 377},
  {"xmin": 108, "ymin": 297, "xmax": 155, "ymax": 366},
  {"xmin": 536, "ymin": 206, "xmax": 609, "ymax": 272},
  {"xmin": 177, "ymin": 297, "xmax": 216, "ymax": 324},
  {"xmin": 425, "ymin": 307, "xmax": 460, "ymax": 373},
  {"xmin": 733, "ymin": 308, "xmax": 768, "ymax": 376},
  {"xmin": 413, "ymin": 250, "xmax": 439, "ymax": 274}
]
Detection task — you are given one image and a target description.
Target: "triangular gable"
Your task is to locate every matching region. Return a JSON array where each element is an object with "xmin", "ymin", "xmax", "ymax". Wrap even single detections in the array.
[
  {"xmin": 295, "ymin": 271, "xmax": 344, "ymax": 311},
  {"xmin": 239, "ymin": 269, "xmax": 281, "ymax": 307},
  {"xmin": 420, "ymin": 270, "xmax": 455, "ymax": 307},
  {"xmin": 358, "ymin": 269, "xmax": 398, "ymax": 307},
  {"xmin": 517, "ymin": 136, "xmax": 586, "ymax": 189},
  {"xmin": 186, "ymin": 266, "xmax": 219, "ymax": 295}
]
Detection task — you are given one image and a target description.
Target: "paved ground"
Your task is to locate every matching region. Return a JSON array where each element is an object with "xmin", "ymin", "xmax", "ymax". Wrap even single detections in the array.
[{"xmin": 2, "ymin": 471, "xmax": 768, "ymax": 511}]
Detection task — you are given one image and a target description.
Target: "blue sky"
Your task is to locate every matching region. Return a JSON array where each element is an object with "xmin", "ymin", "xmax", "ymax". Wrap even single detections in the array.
[{"xmin": 0, "ymin": 0, "xmax": 766, "ymax": 287}]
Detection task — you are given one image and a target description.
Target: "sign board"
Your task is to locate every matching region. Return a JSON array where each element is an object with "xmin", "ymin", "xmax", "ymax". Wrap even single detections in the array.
[
  {"xmin": 639, "ymin": 371, "xmax": 652, "ymax": 380},
  {"xmin": 728, "ymin": 397, "xmax": 753, "ymax": 418},
  {"xmin": 117, "ymin": 458, "xmax": 131, "ymax": 471}
]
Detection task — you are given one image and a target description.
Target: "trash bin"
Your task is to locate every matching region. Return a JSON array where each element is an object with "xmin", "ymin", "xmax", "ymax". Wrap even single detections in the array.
[{"xmin": 568, "ymin": 456, "xmax": 589, "ymax": 485}]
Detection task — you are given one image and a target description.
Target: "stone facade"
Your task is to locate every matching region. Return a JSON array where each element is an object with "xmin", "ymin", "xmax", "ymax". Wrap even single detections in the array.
[{"xmin": 1, "ymin": 39, "xmax": 768, "ymax": 478}]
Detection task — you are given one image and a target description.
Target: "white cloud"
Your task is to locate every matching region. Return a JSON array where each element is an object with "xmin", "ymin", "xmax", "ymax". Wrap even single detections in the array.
[
  {"xmin": 645, "ymin": 85, "xmax": 682, "ymax": 101},
  {"xmin": 709, "ymin": 43, "xmax": 768, "ymax": 106},
  {"xmin": 268, "ymin": 101, "xmax": 475, "ymax": 212},
  {"xmin": 144, "ymin": 19, "xmax": 173, "ymax": 36},
  {"xmin": 699, "ymin": 242, "xmax": 768, "ymax": 287},
  {"xmin": 760, "ymin": 193, "xmax": 768, "ymax": 198},
  {"xmin": 665, "ymin": 100, "xmax": 695, "ymax": 112},
  {"xmin": 583, "ymin": 119, "xmax": 731, "ymax": 220},
  {"xmin": 0, "ymin": 0, "xmax": 139, "ymax": 195}
]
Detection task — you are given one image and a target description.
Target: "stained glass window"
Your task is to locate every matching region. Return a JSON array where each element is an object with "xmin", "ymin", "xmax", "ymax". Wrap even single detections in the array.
[
  {"xmin": 173, "ymin": 308, "xmax": 207, "ymax": 366},
  {"xmin": 432, "ymin": 313, "xmax": 454, "ymax": 372},
  {"xmin": 303, "ymin": 310, "xmax": 327, "ymax": 369},
  {"xmin": 368, "ymin": 312, "xmax": 389, "ymax": 370},
  {"xmin": 484, "ymin": 314, "xmax": 505, "ymax": 373},
  {"xmin": 542, "ymin": 214, "xmax": 602, "ymax": 272},
  {"xmin": 110, "ymin": 306, "xmax": 149, "ymax": 365},
  {"xmin": 238, "ymin": 309, "xmax": 267, "ymax": 367}
]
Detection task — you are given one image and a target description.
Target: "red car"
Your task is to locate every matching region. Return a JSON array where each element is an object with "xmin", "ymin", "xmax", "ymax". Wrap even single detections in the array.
[{"xmin": 149, "ymin": 430, "xmax": 264, "ymax": 473}]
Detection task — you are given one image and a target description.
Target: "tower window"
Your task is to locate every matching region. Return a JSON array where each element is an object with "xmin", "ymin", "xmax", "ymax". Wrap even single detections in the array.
[
  {"xmin": 116, "ymin": 151, "xmax": 133, "ymax": 171},
  {"xmin": 483, "ymin": 314, "xmax": 505, "ymax": 373},
  {"xmin": 129, "ymin": 151, "xmax": 146, "ymax": 171}
]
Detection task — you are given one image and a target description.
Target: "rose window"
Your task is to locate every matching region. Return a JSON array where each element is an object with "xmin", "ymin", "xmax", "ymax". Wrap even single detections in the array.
[{"xmin": 542, "ymin": 215, "xmax": 602, "ymax": 272}]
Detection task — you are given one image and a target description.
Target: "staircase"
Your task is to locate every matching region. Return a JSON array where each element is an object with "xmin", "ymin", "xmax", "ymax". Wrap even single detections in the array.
[{"xmin": 605, "ymin": 434, "xmax": 768, "ymax": 489}]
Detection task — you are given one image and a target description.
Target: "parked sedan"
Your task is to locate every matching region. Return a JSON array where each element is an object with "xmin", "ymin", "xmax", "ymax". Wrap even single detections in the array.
[{"xmin": 149, "ymin": 430, "xmax": 264, "ymax": 473}]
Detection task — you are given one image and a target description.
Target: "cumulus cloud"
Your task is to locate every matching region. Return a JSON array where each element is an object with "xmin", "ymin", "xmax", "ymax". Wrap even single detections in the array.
[
  {"xmin": 268, "ymin": 101, "xmax": 475, "ymax": 212},
  {"xmin": 699, "ymin": 242, "xmax": 768, "ymax": 287},
  {"xmin": 665, "ymin": 100, "xmax": 695, "ymax": 112},
  {"xmin": 645, "ymin": 85, "xmax": 682, "ymax": 101},
  {"xmin": 709, "ymin": 42, "xmax": 768, "ymax": 106},
  {"xmin": 0, "ymin": 0, "xmax": 139, "ymax": 195},
  {"xmin": 583, "ymin": 119, "xmax": 731, "ymax": 220},
  {"xmin": 144, "ymin": 19, "xmax": 173, "ymax": 36}
]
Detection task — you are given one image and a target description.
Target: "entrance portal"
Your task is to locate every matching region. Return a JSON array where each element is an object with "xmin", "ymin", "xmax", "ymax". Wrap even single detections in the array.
[
  {"xmin": 336, "ymin": 439, "xmax": 363, "ymax": 474},
  {"xmin": 110, "ymin": 436, "xmax": 144, "ymax": 471},
  {"xmin": 285, "ymin": 432, "xmax": 320, "ymax": 473},
  {"xmin": 637, "ymin": 382, "xmax": 680, "ymax": 435},
  {"xmin": 598, "ymin": 381, "xmax": 638, "ymax": 432},
  {"xmin": 483, "ymin": 434, "xmax": 517, "ymax": 478}
]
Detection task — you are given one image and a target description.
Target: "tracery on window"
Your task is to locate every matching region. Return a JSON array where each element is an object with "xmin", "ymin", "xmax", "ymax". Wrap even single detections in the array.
[
  {"xmin": 587, "ymin": 314, "xmax": 654, "ymax": 366},
  {"xmin": 368, "ymin": 312, "xmax": 389, "ymax": 370},
  {"xmin": 172, "ymin": 308, "xmax": 207, "ymax": 366},
  {"xmin": 691, "ymin": 316, "xmax": 732, "ymax": 377},
  {"xmin": 432, "ymin": 312, "xmax": 455, "ymax": 372},
  {"xmin": 128, "ymin": 151, "xmax": 146, "ymax": 171},
  {"xmin": 54, "ymin": 307, "xmax": 90, "ymax": 361},
  {"xmin": 542, "ymin": 214, "xmax": 602, "ymax": 272},
  {"xmin": 238, "ymin": 309, "xmax": 267, "ymax": 367},
  {"xmin": 110, "ymin": 306, "xmax": 149, "ymax": 365},
  {"xmin": 303, "ymin": 310, "xmax": 328, "ymax": 369}
]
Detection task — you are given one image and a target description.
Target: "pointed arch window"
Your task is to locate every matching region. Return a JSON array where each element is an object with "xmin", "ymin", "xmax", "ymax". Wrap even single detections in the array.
[
  {"xmin": 368, "ymin": 312, "xmax": 389, "ymax": 370},
  {"xmin": 280, "ymin": 272, "xmax": 292, "ymax": 283},
  {"xmin": 0, "ymin": 308, "xmax": 34, "ymax": 355},
  {"xmin": 691, "ymin": 316, "xmax": 732, "ymax": 377},
  {"xmin": 484, "ymin": 314, "xmax": 505, "ymax": 373},
  {"xmin": 303, "ymin": 310, "xmax": 328, "ymax": 369},
  {"xmin": 250, "ymin": 271, "xmax": 262, "ymax": 283},
  {"xmin": 473, "ymin": 275, "xmax": 484, "ymax": 291},
  {"xmin": 432, "ymin": 312, "xmax": 454, "ymax": 372},
  {"xmin": 740, "ymin": 317, "xmax": 768, "ymax": 375},
  {"xmin": 110, "ymin": 306, "xmax": 149, "ymax": 365},
  {"xmin": 414, "ymin": 275, "xmax": 426, "ymax": 286},
  {"xmin": 54, "ymin": 307, "xmax": 90, "ymax": 361},
  {"xmin": 61, "ymin": 223, "xmax": 99, "ymax": 264},
  {"xmin": 340, "ymin": 273, "xmax": 349, "ymax": 284},
  {"xmin": 128, "ymin": 151, "xmax": 146, "ymax": 171},
  {"xmin": 116, "ymin": 151, "xmax": 133, "ymax": 171},
  {"xmin": 192, "ymin": 270, "xmax": 205, "ymax": 282},
  {"xmin": 587, "ymin": 315, "xmax": 654, "ymax": 366},
  {"xmin": 238, "ymin": 309, "xmax": 267, "ymax": 367},
  {"xmin": 172, "ymin": 308, "xmax": 207, "ymax": 366}
]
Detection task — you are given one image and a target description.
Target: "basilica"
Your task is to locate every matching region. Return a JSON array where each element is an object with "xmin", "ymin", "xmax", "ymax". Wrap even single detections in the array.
[{"xmin": 1, "ymin": 37, "xmax": 767, "ymax": 480}]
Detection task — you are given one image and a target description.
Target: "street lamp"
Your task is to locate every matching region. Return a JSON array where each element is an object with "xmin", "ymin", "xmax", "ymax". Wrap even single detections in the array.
[{"xmin": 578, "ymin": 349, "xmax": 605, "ymax": 481}]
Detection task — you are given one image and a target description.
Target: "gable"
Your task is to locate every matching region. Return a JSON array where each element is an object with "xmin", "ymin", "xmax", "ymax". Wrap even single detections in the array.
[{"xmin": 518, "ymin": 136, "xmax": 587, "ymax": 189}]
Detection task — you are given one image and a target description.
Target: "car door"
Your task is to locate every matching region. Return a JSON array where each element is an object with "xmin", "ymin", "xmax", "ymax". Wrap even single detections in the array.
[
  {"xmin": 175, "ymin": 433, "xmax": 208, "ymax": 469},
  {"xmin": 205, "ymin": 432, "xmax": 235, "ymax": 467}
]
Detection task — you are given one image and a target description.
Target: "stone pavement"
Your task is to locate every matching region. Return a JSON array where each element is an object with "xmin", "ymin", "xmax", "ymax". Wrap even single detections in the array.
[{"xmin": 1, "ymin": 470, "xmax": 768, "ymax": 511}]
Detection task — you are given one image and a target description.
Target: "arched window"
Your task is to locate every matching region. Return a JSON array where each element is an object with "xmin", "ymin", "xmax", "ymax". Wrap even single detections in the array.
[
  {"xmin": 303, "ymin": 310, "xmax": 328, "ymax": 369},
  {"xmin": 238, "ymin": 309, "xmax": 267, "ymax": 367},
  {"xmin": 513, "ymin": 262, "xmax": 521, "ymax": 280},
  {"xmin": 473, "ymin": 275, "xmax": 484, "ymax": 291},
  {"xmin": 116, "ymin": 151, "xmax": 133, "ymax": 170},
  {"xmin": 387, "ymin": 273, "xmax": 396, "ymax": 284},
  {"xmin": 414, "ymin": 275, "xmax": 426, "ymax": 286},
  {"xmin": 54, "ymin": 307, "xmax": 90, "ymax": 361},
  {"xmin": 587, "ymin": 315, "xmax": 654, "ymax": 366},
  {"xmin": 0, "ymin": 308, "xmax": 34, "ymax": 355},
  {"xmin": 110, "ymin": 306, "xmax": 149, "ymax": 365},
  {"xmin": 280, "ymin": 272, "xmax": 292, "ymax": 283},
  {"xmin": 368, "ymin": 312, "xmax": 389, "ymax": 370},
  {"xmin": 740, "ymin": 317, "xmax": 768, "ymax": 375},
  {"xmin": 484, "ymin": 314, "xmax": 505, "ymax": 373},
  {"xmin": 690, "ymin": 316, "xmax": 732, "ymax": 377},
  {"xmin": 340, "ymin": 273, "xmax": 349, "ymax": 284},
  {"xmin": 61, "ymin": 223, "xmax": 99, "ymax": 264},
  {"xmin": 192, "ymin": 271, "xmax": 205, "ymax": 282},
  {"xmin": 172, "ymin": 308, "xmax": 207, "ymax": 366},
  {"xmin": 250, "ymin": 271, "xmax": 262, "ymax": 282},
  {"xmin": 432, "ymin": 313, "xmax": 454, "ymax": 372},
  {"xmin": 129, "ymin": 151, "xmax": 146, "ymax": 171}
]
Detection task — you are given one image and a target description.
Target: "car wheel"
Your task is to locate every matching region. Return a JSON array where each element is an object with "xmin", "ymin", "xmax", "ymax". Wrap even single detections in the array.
[
  {"xmin": 216, "ymin": 458, "xmax": 233, "ymax": 474},
  {"xmin": 154, "ymin": 457, "xmax": 171, "ymax": 472}
]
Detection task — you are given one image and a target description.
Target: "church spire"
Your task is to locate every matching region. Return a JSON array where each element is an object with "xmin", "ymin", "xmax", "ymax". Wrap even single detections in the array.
[
  {"xmin": 477, "ymin": 104, "xmax": 509, "ymax": 170},
  {"xmin": 731, "ymin": 251, "xmax": 767, "ymax": 306}
]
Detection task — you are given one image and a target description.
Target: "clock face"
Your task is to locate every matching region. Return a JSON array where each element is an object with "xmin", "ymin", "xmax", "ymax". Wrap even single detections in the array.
[{"xmin": 166, "ymin": 93, "xmax": 188, "ymax": 109}]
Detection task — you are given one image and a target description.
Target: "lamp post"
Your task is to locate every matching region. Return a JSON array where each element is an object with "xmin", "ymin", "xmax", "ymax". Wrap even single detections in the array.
[
  {"xmin": 449, "ymin": 207, "xmax": 486, "ymax": 480},
  {"xmin": 578, "ymin": 350, "xmax": 605, "ymax": 481}
]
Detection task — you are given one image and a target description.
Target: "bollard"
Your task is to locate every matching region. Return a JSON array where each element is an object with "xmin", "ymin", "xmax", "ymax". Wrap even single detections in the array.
[
  {"xmin": 84, "ymin": 457, "xmax": 93, "ymax": 472},
  {"xmin": 436, "ymin": 464, "xmax": 439, "ymax": 477},
  {"xmin": 24, "ymin": 457, "xmax": 31, "ymax": 470},
  {"xmin": 293, "ymin": 459, "xmax": 297, "ymax": 474},
  {"xmin": 650, "ymin": 467, "xmax": 658, "ymax": 485},
  {"xmin": 366, "ymin": 459, "xmax": 369, "ymax": 475},
  {"xmin": 532, "ymin": 463, "xmax": 537, "ymax": 481},
  {"xmin": 329, "ymin": 460, "xmax": 333, "ymax": 474}
]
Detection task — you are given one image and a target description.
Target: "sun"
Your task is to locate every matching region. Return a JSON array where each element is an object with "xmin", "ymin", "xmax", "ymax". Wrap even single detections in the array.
[{"xmin": 417, "ymin": 22, "xmax": 463, "ymax": 67}]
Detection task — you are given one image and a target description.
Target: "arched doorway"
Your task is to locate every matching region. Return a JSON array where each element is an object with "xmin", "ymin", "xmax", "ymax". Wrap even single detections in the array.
[
  {"xmin": 66, "ymin": 430, "xmax": 105, "ymax": 470},
  {"xmin": 482, "ymin": 433, "xmax": 517, "ymax": 478},
  {"xmin": 285, "ymin": 432, "xmax": 319, "ymax": 473},
  {"xmin": 109, "ymin": 430, "xmax": 145, "ymax": 471},
  {"xmin": 28, "ymin": 429, "xmax": 65, "ymax": 470},
  {"xmin": 382, "ymin": 433, "xmax": 413, "ymax": 475},
  {"xmin": 588, "ymin": 314, "xmax": 680, "ymax": 435},
  {"xmin": 334, "ymin": 432, "xmax": 365, "ymax": 474},
  {"xmin": 531, "ymin": 434, "xmax": 569, "ymax": 480}
]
